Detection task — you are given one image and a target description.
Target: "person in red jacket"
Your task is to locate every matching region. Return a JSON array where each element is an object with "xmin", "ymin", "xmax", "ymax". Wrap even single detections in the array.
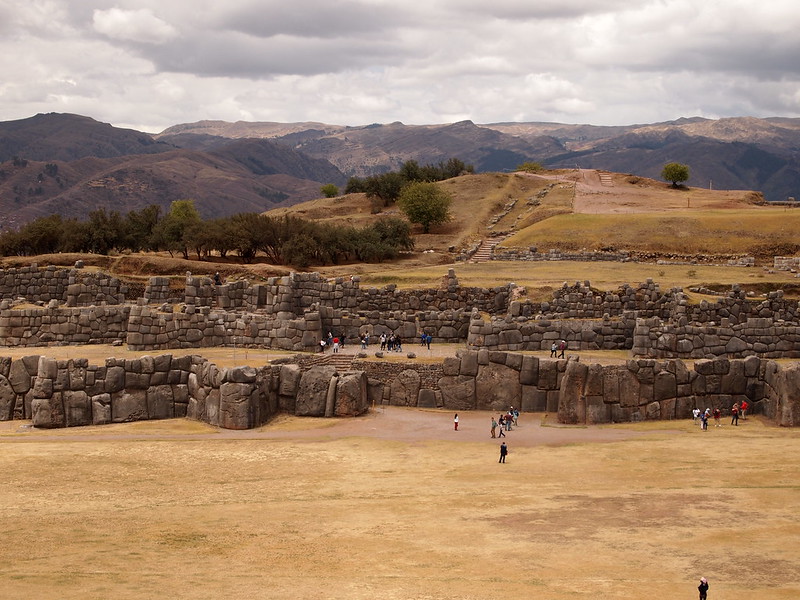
[{"xmin": 741, "ymin": 399, "xmax": 749, "ymax": 420}]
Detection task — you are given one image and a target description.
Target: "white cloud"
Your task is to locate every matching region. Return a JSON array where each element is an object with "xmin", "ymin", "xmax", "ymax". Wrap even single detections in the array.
[
  {"xmin": 0, "ymin": 0, "xmax": 797, "ymax": 131},
  {"xmin": 93, "ymin": 7, "xmax": 178, "ymax": 44}
]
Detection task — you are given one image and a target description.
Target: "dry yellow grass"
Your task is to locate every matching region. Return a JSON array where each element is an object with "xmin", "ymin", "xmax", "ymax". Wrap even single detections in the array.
[
  {"xmin": 0, "ymin": 411, "xmax": 797, "ymax": 599},
  {"xmin": 348, "ymin": 260, "xmax": 799, "ymax": 301},
  {"xmin": 503, "ymin": 209, "xmax": 800, "ymax": 256}
]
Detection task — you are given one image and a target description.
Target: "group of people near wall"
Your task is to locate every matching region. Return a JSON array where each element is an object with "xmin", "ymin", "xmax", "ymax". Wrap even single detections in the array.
[{"xmin": 693, "ymin": 401, "xmax": 749, "ymax": 430}]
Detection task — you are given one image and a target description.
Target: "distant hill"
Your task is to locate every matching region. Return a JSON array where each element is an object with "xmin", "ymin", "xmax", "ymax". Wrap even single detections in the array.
[
  {"xmin": 2, "ymin": 112, "xmax": 800, "ymax": 231},
  {"xmin": 0, "ymin": 113, "xmax": 173, "ymax": 162},
  {"xmin": 165, "ymin": 115, "xmax": 800, "ymax": 202},
  {"xmin": 0, "ymin": 114, "xmax": 347, "ymax": 229}
]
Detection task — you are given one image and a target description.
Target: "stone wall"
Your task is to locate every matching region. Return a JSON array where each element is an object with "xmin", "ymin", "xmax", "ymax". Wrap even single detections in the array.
[
  {"xmin": 633, "ymin": 317, "xmax": 800, "ymax": 359},
  {"xmin": 556, "ymin": 356, "xmax": 797, "ymax": 426},
  {"xmin": 352, "ymin": 350, "xmax": 798, "ymax": 427},
  {"xmin": 0, "ymin": 305, "xmax": 131, "ymax": 347},
  {"xmin": 494, "ymin": 248, "xmax": 632, "ymax": 262},
  {"xmin": 177, "ymin": 269, "xmax": 510, "ymax": 316},
  {"xmin": 468, "ymin": 312, "xmax": 634, "ymax": 352},
  {"xmin": 125, "ymin": 305, "xmax": 322, "ymax": 352},
  {"xmin": 0, "ymin": 354, "xmax": 368, "ymax": 430},
  {"xmin": 0, "ymin": 264, "xmax": 127, "ymax": 306},
  {"xmin": 2, "ymin": 351, "xmax": 798, "ymax": 428},
  {"xmin": 774, "ymin": 256, "xmax": 800, "ymax": 271}
]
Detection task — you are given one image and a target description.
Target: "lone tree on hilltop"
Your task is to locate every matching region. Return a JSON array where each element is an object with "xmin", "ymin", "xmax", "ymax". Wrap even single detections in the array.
[
  {"xmin": 397, "ymin": 181, "xmax": 452, "ymax": 233},
  {"xmin": 661, "ymin": 162, "xmax": 690, "ymax": 188},
  {"xmin": 320, "ymin": 183, "xmax": 339, "ymax": 198}
]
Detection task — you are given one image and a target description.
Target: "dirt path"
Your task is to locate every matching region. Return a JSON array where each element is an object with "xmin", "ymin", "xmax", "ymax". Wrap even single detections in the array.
[{"xmin": 0, "ymin": 406, "xmax": 671, "ymax": 447}]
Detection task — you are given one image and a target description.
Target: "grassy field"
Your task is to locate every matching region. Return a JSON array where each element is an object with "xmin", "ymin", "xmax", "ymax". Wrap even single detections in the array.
[
  {"xmin": 348, "ymin": 259, "xmax": 800, "ymax": 301},
  {"xmin": 1, "ymin": 412, "xmax": 797, "ymax": 599},
  {"xmin": 502, "ymin": 209, "xmax": 800, "ymax": 256}
]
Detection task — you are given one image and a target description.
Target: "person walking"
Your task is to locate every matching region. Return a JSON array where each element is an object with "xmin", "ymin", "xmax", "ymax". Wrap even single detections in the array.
[
  {"xmin": 692, "ymin": 407, "xmax": 701, "ymax": 424},
  {"xmin": 558, "ymin": 339, "xmax": 566, "ymax": 359},
  {"xmin": 713, "ymin": 408, "xmax": 721, "ymax": 427},
  {"xmin": 498, "ymin": 416, "xmax": 506, "ymax": 437},
  {"xmin": 701, "ymin": 410, "xmax": 709, "ymax": 431},
  {"xmin": 731, "ymin": 402, "xmax": 740, "ymax": 426},
  {"xmin": 741, "ymin": 399, "xmax": 749, "ymax": 420},
  {"xmin": 698, "ymin": 576, "xmax": 709, "ymax": 600},
  {"xmin": 490, "ymin": 417, "xmax": 497, "ymax": 438},
  {"xmin": 550, "ymin": 341, "xmax": 558, "ymax": 358},
  {"xmin": 499, "ymin": 442, "xmax": 508, "ymax": 463},
  {"xmin": 454, "ymin": 413, "xmax": 459, "ymax": 431}
]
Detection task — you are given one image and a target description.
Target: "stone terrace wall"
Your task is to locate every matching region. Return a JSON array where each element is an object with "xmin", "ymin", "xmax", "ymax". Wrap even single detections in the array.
[
  {"xmin": 468, "ymin": 313, "xmax": 634, "ymax": 352},
  {"xmin": 557, "ymin": 355, "xmax": 796, "ymax": 426},
  {"xmin": 494, "ymin": 248, "xmax": 631, "ymax": 262},
  {"xmin": 0, "ymin": 265, "xmax": 127, "ymax": 306},
  {"xmin": 125, "ymin": 305, "xmax": 323, "ymax": 352},
  {"xmin": 1, "ymin": 354, "xmax": 368, "ymax": 430},
  {"xmin": 774, "ymin": 256, "xmax": 800, "ymax": 271},
  {"xmin": 0, "ymin": 305, "xmax": 131, "ymax": 347},
  {"xmin": 321, "ymin": 307, "xmax": 472, "ymax": 345},
  {"xmin": 519, "ymin": 280, "xmax": 683, "ymax": 320},
  {"xmin": 633, "ymin": 317, "xmax": 800, "ymax": 359},
  {"xmin": 354, "ymin": 350, "xmax": 797, "ymax": 427},
  {"xmin": 2, "ymin": 351, "xmax": 797, "ymax": 428},
  {"xmin": 180, "ymin": 270, "xmax": 512, "ymax": 318}
]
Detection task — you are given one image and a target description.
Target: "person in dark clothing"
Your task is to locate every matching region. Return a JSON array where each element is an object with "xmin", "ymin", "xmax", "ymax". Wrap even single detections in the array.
[
  {"xmin": 499, "ymin": 442, "xmax": 508, "ymax": 463},
  {"xmin": 214, "ymin": 272, "xmax": 222, "ymax": 285},
  {"xmin": 698, "ymin": 577, "xmax": 709, "ymax": 600}
]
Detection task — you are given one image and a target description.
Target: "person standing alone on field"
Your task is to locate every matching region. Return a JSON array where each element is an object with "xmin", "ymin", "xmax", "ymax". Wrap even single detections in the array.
[
  {"xmin": 454, "ymin": 413, "xmax": 459, "ymax": 431},
  {"xmin": 698, "ymin": 577, "xmax": 709, "ymax": 600},
  {"xmin": 491, "ymin": 417, "xmax": 497, "ymax": 438},
  {"xmin": 499, "ymin": 442, "xmax": 508, "ymax": 463}
]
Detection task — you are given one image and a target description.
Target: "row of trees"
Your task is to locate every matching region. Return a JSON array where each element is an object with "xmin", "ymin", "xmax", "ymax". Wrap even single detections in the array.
[
  {"xmin": 344, "ymin": 158, "xmax": 473, "ymax": 206},
  {"xmin": 0, "ymin": 200, "xmax": 414, "ymax": 268}
]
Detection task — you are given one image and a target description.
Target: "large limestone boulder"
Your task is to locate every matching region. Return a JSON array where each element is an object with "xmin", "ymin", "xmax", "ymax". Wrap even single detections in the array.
[
  {"xmin": 63, "ymin": 390, "xmax": 91, "ymax": 427},
  {"xmin": 775, "ymin": 364, "xmax": 800, "ymax": 426},
  {"xmin": 31, "ymin": 393, "xmax": 65, "ymax": 428},
  {"xmin": 0, "ymin": 375, "xmax": 16, "ymax": 420},
  {"xmin": 389, "ymin": 369, "xmax": 421, "ymax": 407},
  {"xmin": 296, "ymin": 366, "xmax": 337, "ymax": 416},
  {"xmin": 335, "ymin": 372, "xmax": 368, "ymax": 417},
  {"xmin": 112, "ymin": 390, "xmax": 148, "ymax": 422},
  {"xmin": 475, "ymin": 363, "xmax": 521, "ymax": 411},
  {"xmin": 92, "ymin": 393, "xmax": 112, "ymax": 425},
  {"xmin": 8, "ymin": 359, "xmax": 32, "ymax": 394},
  {"xmin": 437, "ymin": 375, "xmax": 476, "ymax": 410},
  {"xmin": 558, "ymin": 360, "xmax": 588, "ymax": 424},
  {"xmin": 219, "ymin": 382, "xmax": 257, "ymax": 429},
  {"xmin": 147, "ymin": 385, "xmax": 175, "ymax": 420}
]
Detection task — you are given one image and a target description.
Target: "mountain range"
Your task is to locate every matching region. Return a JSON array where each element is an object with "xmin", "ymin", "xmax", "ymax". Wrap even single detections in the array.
[{"xmin": 1, "ymin": 112, "xmax": 798, "ymax": 230}]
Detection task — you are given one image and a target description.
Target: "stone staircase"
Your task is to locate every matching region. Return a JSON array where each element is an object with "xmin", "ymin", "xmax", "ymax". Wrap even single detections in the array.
[
  {"xmin": 598, "ymin": 171, "xmax": 613, "ymax": 186},
  {"xmin": 314, "ymin": 352, "xmax": 355, "ymax": 371},
  {"xmin": 470, "ymin": 238, "xmax": 502, "ymax": 263}
]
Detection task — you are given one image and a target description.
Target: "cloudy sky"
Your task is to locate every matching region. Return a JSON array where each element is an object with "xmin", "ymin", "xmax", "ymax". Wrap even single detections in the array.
[{"xmin": 1, "ymin": 0, "xmax": 799, "ymax": 132}]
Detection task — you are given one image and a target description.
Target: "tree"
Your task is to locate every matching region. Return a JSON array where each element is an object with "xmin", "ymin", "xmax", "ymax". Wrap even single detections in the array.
[
  {"xmin": 397, "ymin": 182, "xmax": 452, "ymax": 233},
  {"xmin": 320, "ymin": 183, "xmax": 339, "ymax": 198},
  {"xmin": 517, "ymin": 161, "xmax": 544, "ymax": 173},
  {"xmin": 661, "ymin": 162, "xmax": 690, "ymax": 188},
  {"xmin": 151, "ymin": 199, "xmax": 201, "ymax": 259}
]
